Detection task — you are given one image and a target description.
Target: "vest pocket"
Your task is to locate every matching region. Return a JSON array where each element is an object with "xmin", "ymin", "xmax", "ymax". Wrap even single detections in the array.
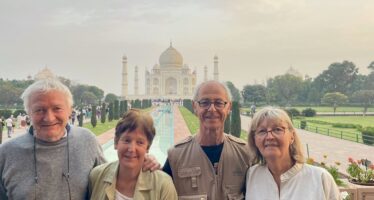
[
  {"xmin": 178, "ymin": 167, "xmax": 202, "ymax": 188},
  {"xmin": 179, "ymin": 194, "xmax": 208, "ymax": 200}
]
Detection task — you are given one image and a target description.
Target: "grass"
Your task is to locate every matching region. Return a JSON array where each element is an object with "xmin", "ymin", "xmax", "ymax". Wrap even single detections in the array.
[
  {"xmin": 178, "ymin": 106, "xmax": 249, "ymax": 140},
  {"xmin": 293, "ymin": 118, "xmax": 363, "ymax": 143},
  {"xmin": 305, "ymin": 116, "xmax": 374, "ymax": 128},
  {"xmin": 178, "ymin": 106, "xmax": 199, "ymax": 135},
  {"xmin": 291, "ymin": 106, "xmax": 374, "ymax": 113},
  {"xmin": 242, "ymin": 106, "xmax": 374, "ymax": 113},
  {"xmin": 83, "ymin": 119, "xmax": 119, "ymax": 136},
  {"xmin": 83, "ymin": 107, "xmax": 155, "ymax": 136}
]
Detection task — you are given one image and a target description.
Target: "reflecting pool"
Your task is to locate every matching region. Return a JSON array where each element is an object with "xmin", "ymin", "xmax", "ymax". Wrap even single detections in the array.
[{"xmin": 102, "ymin": 104, "xmax": 174, "ymax": 165}]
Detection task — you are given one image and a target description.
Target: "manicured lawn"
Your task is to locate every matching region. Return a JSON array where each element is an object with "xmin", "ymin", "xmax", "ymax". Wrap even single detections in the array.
[
  {"xmin": 293, "ymin": 118, "xmax": 363, "ymax": 143},
  {"xmin": 179, "ymin": 106, "xmax": 249, "ymax": 140},
  {"xmin": 83, "ymin": 119, "xmax": 119, "ymax": 136},
  {"xmin": 242, "ymin": 106, "xmax": 374, "ymax": 113},
  {"xmin": 291, "ymin": 106, "xmax": 374, "ymax": 113},
  {"xmin": 83, "ymin": 107, "xmax": 155, "ymax": 136},
  {"xmin": 308, "ymin": 116, "xmax": 374, "ymax": 128},
  {"xmin": 179, "ymin": 106, "xmax": 199, "ymax": 135}
]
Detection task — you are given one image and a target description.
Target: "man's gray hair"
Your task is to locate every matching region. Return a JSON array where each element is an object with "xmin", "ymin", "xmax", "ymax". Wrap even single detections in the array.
[
  {"xmin": 21, "ymin": 78, "xmax": 73, "ymax": 114},
  {"xmin": 193, "ymin": 80, "xmax": 232, "ymax": 101}
]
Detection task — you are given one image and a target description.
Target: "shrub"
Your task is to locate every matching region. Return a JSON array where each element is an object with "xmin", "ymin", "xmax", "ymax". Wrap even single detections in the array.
[
  {"xmin": 360, "ymin": 127, "xmax": 374, "ymax": 145},
  {"xmin": 332, "ymin": 123, "xmax": 362, "ymax": 129},
  {"xmin": 301, "ymin": 108, "xmax": 316, "ymax": 117},
  {"xmin": 101, "ymin": 103, "xmax": 106, "ymax": 123},
  {"xmin": 91, "ymin": 105, "xmax": 97, "ymax": 128},
  {"xmin": 13, "ymin": 109, "xmax": 26, "ymax": 117},
  {"xmin": 300, "ymin": 120, "xmax": 307, "ymax": 129},
  {"xmin": 230, "ymin": 101, "xmax": 241, "ymax": 138},
  {"xmin": 0, "ymin": 110, "xmax": 12, "ymax": 119},
  {"xmin": 305, "ymin": 119, "xmax": 331, "ymax": 125},
  {"xmin": 285, "ymin": 108, "xmax": 300, "ymax": 117}
]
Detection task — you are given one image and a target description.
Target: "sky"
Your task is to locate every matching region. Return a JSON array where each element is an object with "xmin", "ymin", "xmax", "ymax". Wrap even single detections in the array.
[{"xmin": 1, "ymin": 0, "xmax": 374, "ymax": 95}]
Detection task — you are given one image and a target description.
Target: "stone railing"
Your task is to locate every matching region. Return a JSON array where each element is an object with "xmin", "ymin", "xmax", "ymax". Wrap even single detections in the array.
[{"xmin": 340, "ymin": 179, "xmax": 374, "ymax": 200}]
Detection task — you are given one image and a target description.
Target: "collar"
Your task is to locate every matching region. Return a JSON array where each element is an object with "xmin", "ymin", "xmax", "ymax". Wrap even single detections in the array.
[
  {"xmin": 279, "ymin": 162, "xmax": 303, "ymax": 183},
  {"xmin": 103, "ymin": 161, "xmax": 154, "ymax": 199}
]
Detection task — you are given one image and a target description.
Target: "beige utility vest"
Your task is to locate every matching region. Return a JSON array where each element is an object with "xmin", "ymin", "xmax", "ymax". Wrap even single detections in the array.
[{"xmin": 168, "ymin": 134, "xmax": 251, "ymax": 200}]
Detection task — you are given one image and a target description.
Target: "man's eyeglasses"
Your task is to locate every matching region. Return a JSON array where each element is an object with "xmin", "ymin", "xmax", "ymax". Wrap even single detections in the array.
[
  {"xmin": 255, "ymin": 127, "xmax": 286, "ymax": 138},
  {"xmin": 197, "ymin": 99, "xmax": 228, "ymax": 110}
]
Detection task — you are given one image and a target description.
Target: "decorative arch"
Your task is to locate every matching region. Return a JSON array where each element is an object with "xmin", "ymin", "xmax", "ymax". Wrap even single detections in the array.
[{"xmin": 165, "ymin": 77, "xmax": 177, "ymax": 95}]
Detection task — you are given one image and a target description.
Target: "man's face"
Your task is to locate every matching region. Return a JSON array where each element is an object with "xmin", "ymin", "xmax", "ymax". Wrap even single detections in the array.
[
  {"xmin": 193, "ymin": 82, "xmax": 231, "ymax": 132},
  {"xmin": 29, "ymin": 90, "xmax": 72, "ymax": 142}
]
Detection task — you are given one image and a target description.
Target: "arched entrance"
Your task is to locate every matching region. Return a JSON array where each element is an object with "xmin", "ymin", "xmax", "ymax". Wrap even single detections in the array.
[{"xmin": 165, "ymin": 77, "xmax": 177, "ymax": 95}]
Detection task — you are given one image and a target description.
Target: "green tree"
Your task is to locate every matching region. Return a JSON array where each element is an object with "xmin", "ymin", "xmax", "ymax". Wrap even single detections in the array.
[
  {"xmin": 230, "ymin": 101, "xmax": 241, "ymax": 138},
  {"xmin": 321, "ymin": 92, "xmax": 348, "ymax": 114},
  {"xmin": 108, "ymin": 102, "xmax": 114, "ymax": 122},
  {"xmin": 351, "ymin": 90, "xmax": 374, "ymax": 116},
  {"xmin": 78, "ymin": 109, "xmax": 83, "ymax": 127},
  {"xmin": 71, "ymin": 85, "xmax": 104, "ymax": 106},
  {"xmin": 120, "ymin": 100, "xmax": 125, "ymax": 117},
  {"xmin": 81, "ymin": 91, "xmax": 97, "ymax": 105},
  {"xmin": 313, "ymin": 61, "xmax": 358, "ymax": 94},
  {"xmin": 267, "ymin": 74, "xmax": 303, "ymax": 106},
  {"xmin": 241, "ymin": 84, "xmax": 266, "ymax": 105},
  {"xmin": 123, "ymin": 100, "xmax": 128, "ymax": 113},
  {"xmin": 114, "ymin": 100, "xmax": 120, "ymax": 120},
  {"xmin": 134, "ymin": 99, "xmax": 141, "ymax": 108},
  {"xmin": 183, "ymin": 99, "xmax": 193, "ymax": 113},
  {"xmin": 0, "ymin": 83, "xmax": 23, "ymax": 108},
  {"xmin": 368, "ymin": 61, "xmax": 374, "ymax": 71},
  {"xmin": 105, "ymin": 93, "xmax": 118, "ymax": 103},
  {"xmin": 226, "ymin": 81, "xmax": 241, "ymax": 102},
  {"xmin": 91, "ymin": 105, "xmax": 97, "ymax": 128},
  {"xmin": 101, "ymin": 103, "xmax": 106, "ymax": 123}
]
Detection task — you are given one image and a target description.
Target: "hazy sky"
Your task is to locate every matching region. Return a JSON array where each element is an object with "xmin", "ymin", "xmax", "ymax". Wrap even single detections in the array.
[{"xmin": 1, "ymin": 0, "xmax": 373, "ymax": 95}]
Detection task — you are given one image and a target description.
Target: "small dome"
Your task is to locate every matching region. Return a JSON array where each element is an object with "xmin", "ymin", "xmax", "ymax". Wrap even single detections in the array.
[{"xmin": 159, "ymin": 44, "xmax": 183, "ymax": 68}]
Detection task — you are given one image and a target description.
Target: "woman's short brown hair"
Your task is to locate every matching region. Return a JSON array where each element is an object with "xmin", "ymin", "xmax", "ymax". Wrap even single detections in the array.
[{"xmin": 114, "ymin": 109, "xmax": 156, "ymax": 148}]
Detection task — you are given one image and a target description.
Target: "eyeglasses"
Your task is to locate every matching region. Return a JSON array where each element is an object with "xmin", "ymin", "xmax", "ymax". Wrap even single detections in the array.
[
  {"xmin": 255, "ymin": 127, "xmax": 286, "ymax": 138},
  {"xmin": 197, "ymin": 99, "xmax": 228, "ymax": 109}
]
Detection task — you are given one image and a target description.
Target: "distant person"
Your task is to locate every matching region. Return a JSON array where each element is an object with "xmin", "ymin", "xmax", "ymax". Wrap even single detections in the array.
[
  {"xmin": 246, "ymin": 107, "xmax": 340, "ymax": 199},
  {"xmin": 71, "ymin": 110, "xmax": 76, "ymax": 125},
  {"xmin": 5, "ymin": 116, "xmax": 13, "ymax": 138},
  {"xmin": 89, "ymin": 109, "xmax": 177, "ymax": 199},
  {"xmin": 250, "ymin": 104, "xmax": 256, "ymax": 117},
  {"xmin": 163, "ymin": 80, "xmax": 251, "ymax": 199}
]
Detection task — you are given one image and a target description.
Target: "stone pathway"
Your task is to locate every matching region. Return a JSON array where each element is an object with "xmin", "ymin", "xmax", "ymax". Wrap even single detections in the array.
[
  {"xmin": 241, "ymin": 115, "xmax": 374, "ymax": 175},
  {"xmin": 172, "ymin": 105, "xmax": 191, "ymax": 143}
]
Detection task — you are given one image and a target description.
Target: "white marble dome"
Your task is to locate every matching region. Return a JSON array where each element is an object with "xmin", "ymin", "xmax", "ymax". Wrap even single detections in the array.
[{"xmin": 159, "ymin": 44, "xmax": 183, "ymax": 68}]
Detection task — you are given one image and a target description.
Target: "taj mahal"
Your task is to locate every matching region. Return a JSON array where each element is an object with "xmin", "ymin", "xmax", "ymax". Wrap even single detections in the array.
[{"xmin": 121, "ymin": 43, "xmax": 220, "ymax": 100}]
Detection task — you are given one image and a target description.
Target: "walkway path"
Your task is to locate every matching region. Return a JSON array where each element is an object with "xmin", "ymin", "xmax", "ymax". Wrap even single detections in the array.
[
  {"xmin": 241, "ymin": 115, "xmax": 374, "ymax": 174},
  {"xmin": 172, "ymin": 105, "xmax": 191, "ymax": 143}
]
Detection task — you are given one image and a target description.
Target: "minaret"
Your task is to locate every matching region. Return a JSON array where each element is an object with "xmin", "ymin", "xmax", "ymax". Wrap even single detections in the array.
[
  {"xmin": 121, "ymin": 55, "xmax": 128, "ymax": 98},
  {"xmin": 204, "ymin": 65, "xmax": 208, "ymax": 81},
  {"xmin": 134, "ymin": 65, "xmax": 139, "ymax": 95},
  {"xmin": 214, "ymin": 55, "xmax": 219, "ymax": 81}
]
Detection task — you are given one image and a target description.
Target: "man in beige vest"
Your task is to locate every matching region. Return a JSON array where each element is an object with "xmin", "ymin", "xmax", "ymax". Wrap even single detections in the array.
[{"xmin": 163, "ymin": 80, "xmax": 251, "ymax": 200}]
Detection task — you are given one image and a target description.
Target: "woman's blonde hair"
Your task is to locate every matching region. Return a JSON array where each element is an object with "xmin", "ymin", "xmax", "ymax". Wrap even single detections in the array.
[{"xmin": 248, "ymin": 106, "xmax": 304, "ymax": 165}]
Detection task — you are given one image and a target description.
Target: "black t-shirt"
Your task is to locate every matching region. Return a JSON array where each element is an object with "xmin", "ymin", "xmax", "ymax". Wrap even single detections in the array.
[{"xmin": 162, "ymin": 143, "xmax": 224, "ymax": 177}]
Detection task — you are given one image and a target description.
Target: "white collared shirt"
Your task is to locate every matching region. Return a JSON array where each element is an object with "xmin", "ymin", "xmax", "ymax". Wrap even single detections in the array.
[{"xmin": 245, "ymin": 163, "xmax": 341, "ymax": 200}]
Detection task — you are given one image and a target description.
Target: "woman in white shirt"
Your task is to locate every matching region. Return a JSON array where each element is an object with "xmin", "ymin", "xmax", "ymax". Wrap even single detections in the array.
[{"xmin": 246, "ymin": 107, "xmax": 341, "ymax": 200}]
